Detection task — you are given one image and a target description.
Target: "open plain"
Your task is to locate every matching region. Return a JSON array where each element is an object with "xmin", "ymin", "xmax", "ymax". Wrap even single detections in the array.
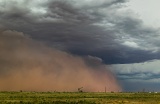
[{"xmin": 0, "ymin": 92, "xmax": 160, "ymax": 104}]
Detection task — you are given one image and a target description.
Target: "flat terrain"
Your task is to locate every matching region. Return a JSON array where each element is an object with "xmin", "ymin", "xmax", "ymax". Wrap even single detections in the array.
[{"xmin": 0, "ymin": 92, "xmax": 160, "ymax": 104}]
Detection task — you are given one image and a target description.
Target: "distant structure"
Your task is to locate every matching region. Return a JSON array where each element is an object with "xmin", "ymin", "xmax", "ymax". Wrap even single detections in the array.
[{"xmin": 78, "ymin": 87, "xmax": 83, "ymax": 92}]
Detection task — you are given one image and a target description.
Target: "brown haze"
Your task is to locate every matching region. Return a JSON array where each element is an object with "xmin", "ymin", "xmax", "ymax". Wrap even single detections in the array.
[{"xmin": 0, "ymin": 30, "xmax": 121, "ymax": 92}]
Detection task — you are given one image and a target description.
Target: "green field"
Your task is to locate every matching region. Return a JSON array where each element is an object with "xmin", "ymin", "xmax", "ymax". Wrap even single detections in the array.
[{"xmin": 0, "ymin": 92, "xmax": 160, "ymax": 104}]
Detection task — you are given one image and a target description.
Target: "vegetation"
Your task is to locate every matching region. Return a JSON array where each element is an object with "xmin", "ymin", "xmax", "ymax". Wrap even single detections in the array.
[{"xmin": 0, "ymin": 91, "xmax": 160, "ymax": 104}]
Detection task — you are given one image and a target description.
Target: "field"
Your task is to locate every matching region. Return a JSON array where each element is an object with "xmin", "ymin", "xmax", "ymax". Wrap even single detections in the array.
[{"xmin": 0, "ymin": 92, "xmax": 160, "ymax": 104}]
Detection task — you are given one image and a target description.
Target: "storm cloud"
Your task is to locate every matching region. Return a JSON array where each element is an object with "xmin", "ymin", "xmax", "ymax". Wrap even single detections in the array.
[
  {"xmin": 1, "ymin": 0, "xmax": 160, "ymax": 92},
  {"xmin": 0, "ymin": 0, "xmax": 160, "ymax": 64}
]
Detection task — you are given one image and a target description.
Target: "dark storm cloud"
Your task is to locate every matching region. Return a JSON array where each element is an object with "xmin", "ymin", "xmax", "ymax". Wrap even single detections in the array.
[{"xmin": 0, "ymin": 0, "xmax": 160, "ymax": 64}]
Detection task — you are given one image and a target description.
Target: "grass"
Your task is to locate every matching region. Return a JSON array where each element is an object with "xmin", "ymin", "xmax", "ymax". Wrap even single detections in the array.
[{"xmin": 0, "ymin": 91, "xmax": 159, "ymax": 104}]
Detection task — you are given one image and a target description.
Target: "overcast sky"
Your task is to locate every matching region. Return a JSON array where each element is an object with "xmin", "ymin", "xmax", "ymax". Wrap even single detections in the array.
[{"xmin": 0, "ymin": 0, "xmax": 160, "ymax": 92}]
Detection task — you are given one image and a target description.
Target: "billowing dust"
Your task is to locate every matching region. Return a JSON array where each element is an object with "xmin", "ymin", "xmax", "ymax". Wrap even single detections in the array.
[{"xmin": 0, "ymin": 30, "xmax": 121, "ymax": 92}]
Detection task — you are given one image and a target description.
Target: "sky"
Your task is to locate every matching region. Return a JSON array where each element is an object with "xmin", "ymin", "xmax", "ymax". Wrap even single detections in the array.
[{"xmin": 0, "ymin": 0, "xmax": 160, "ymax": 92}]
